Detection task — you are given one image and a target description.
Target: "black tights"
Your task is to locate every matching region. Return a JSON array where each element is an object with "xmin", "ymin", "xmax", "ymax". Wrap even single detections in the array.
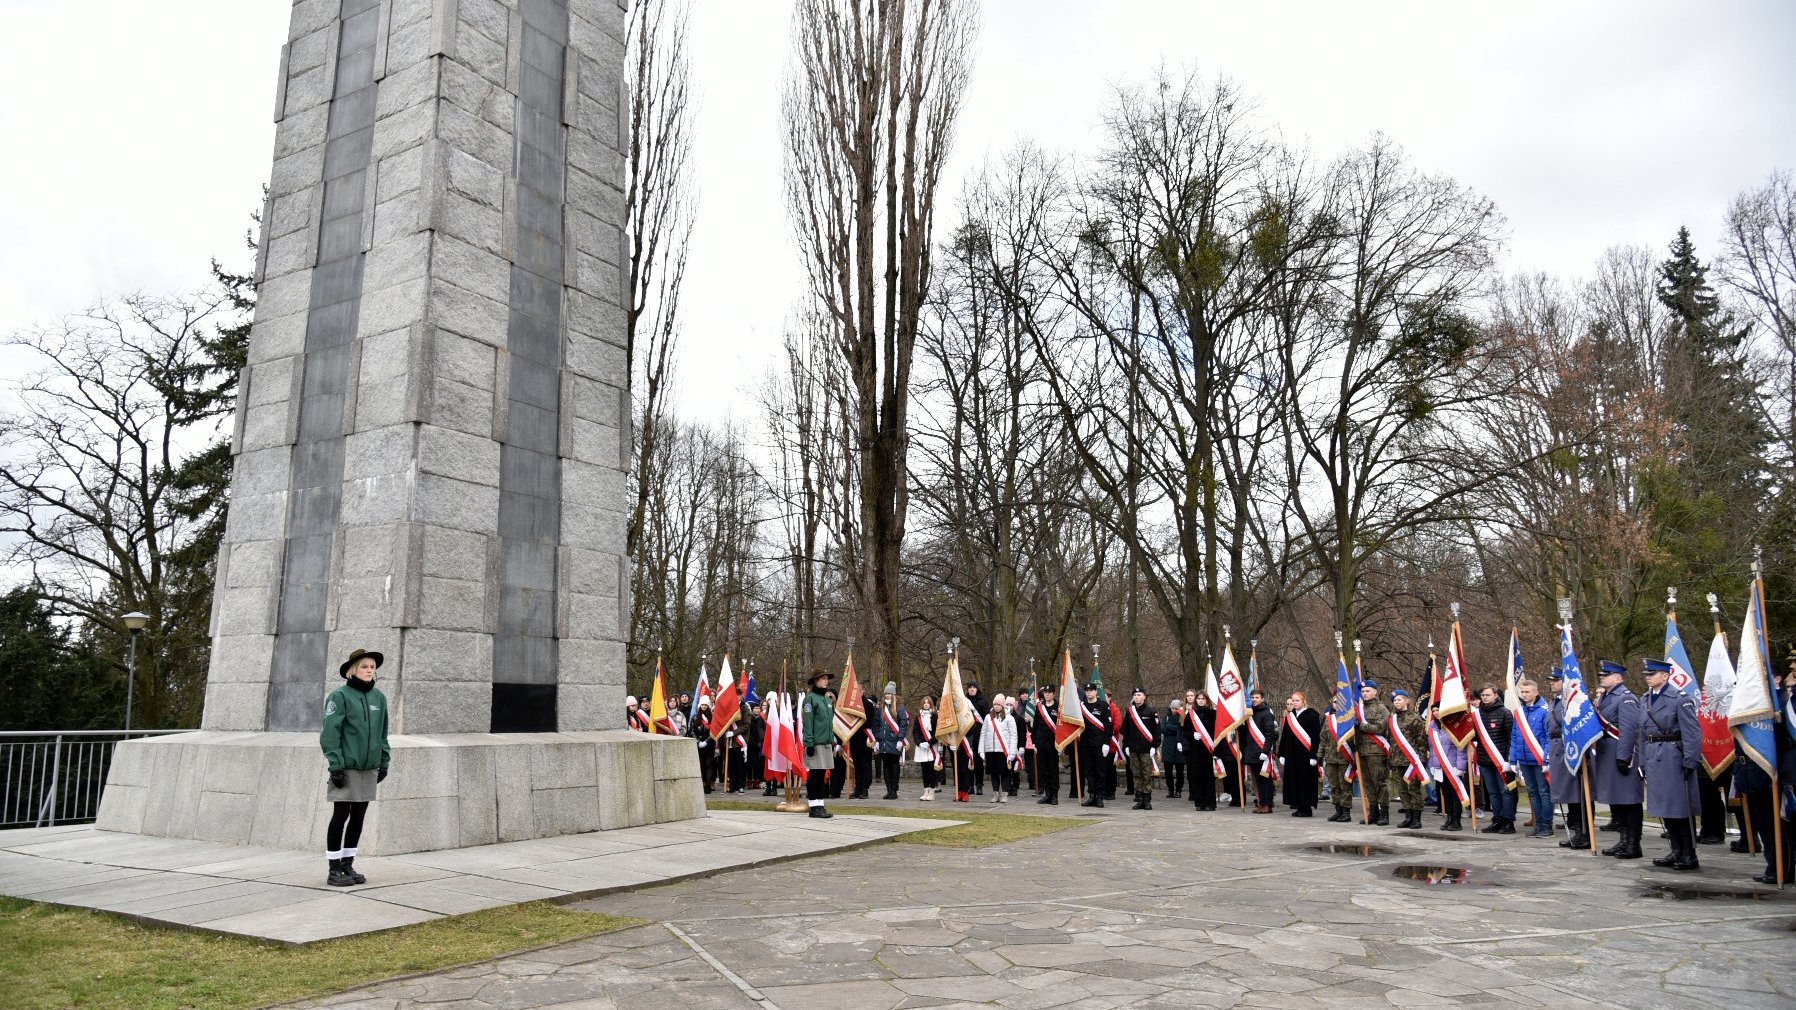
[{"xmin": 327, "ymin": 801, "xmax": 368, "ymax": 855}]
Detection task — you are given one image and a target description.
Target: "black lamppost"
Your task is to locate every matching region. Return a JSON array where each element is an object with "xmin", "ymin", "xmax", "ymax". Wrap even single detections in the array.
[{"xmin": 121, "ymin": 611, "xmax": 149, "ymax": 734}]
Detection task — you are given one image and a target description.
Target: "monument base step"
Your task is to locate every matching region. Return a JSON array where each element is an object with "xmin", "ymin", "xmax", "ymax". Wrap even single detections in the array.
[{"xmin": 94, "ymin": 731, "xmax": 703, "ymax": 855}]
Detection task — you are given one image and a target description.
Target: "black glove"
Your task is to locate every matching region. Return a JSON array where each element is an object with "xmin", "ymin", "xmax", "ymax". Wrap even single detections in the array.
[
  {"xmin": 329, "ymin": 769, "xmax": 346, "ymax": 789},
  {"xmin": 1615, "ymin": 759, "xmax": 1629, "ymax": 777},
  {"xmin": 377, "ymin": 766, "xmax": 389, "ymax": 783}
]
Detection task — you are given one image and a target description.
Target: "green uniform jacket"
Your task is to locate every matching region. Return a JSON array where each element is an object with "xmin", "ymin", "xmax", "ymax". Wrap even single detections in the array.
[
  {"xmin": 1388, "ymin": 709, "xmax": 1428, "ymax": 774},
  {"xmin": 1356, "ymin": 700, "xmax": 1391, "ymax": 757},
  {"xmin": 800, "ymin": 688, "xmax": 835, "ymax": 748},
  {"xmin": 321, "ymin": 683, "xmax": 391, "ymax": 772}
]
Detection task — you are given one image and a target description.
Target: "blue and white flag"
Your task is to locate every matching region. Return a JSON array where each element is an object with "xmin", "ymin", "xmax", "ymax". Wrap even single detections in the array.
[
  {"xmin": 1330, "ymin": 650, "xmax": 1358, "ymax": 745},
  {"xmin": 1729, "ymin": 578, "xmax": 1780, "ymax": 775},
  {"xmin": 1559, "ymin": 625, "xmax": 1603, "ymax": 773},
  {"xmin": 1665, "ymin": 611, "xmax": 1699, "ymax": 701}
]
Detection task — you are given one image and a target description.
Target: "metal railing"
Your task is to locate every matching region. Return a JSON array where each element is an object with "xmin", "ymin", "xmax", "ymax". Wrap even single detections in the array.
[{"xmin": 0, "ymin": 730, "xmax": 188, "ymax": 829}]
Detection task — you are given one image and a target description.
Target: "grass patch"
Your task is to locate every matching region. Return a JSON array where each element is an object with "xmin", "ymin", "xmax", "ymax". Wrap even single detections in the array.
[
  {"xmin": 0, "ymin": 897, "xmax": 640, "ymax": 1010},
  {"xmin": 705, "ymin": 800, "xmax": 1084, "ymax": 848}
]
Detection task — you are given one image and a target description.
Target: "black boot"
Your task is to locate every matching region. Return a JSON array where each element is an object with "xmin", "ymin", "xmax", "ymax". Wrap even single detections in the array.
[
  {"xmin": 1672, "ymin": 822, "xmax": 1700, "ymax": 870},
  {"xmin": 809, "ymin": 805, "xmax": 833, "ymax": 818},
  {"xmin": 1141, "ymin": 792, "xmax": 1153, "ymax": 811},
  {"xmin": 327, "ymin": 859, "xmax": 356, "ymax": 887},
  {"xmin": 1374, "ymin": 805, "xmax": 1389, "ymax": 826},
  {"xmin": 1329, "ymin": 806, "xmax": 1351, "ymax": 823},
  {"xmin": 342, "ymin": 856, "xmax": 366, "ymax": 884},
  {"xmin": 1443, "ymin": 813, "xmax": 1462, "ymax": 832},
  {"xmin": 1616, "ymin": 826, "xmax": 1643, "ymax": 860}
]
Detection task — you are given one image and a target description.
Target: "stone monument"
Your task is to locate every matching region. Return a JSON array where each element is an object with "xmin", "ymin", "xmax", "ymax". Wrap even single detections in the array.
[{"xmin": 96, "ymin": 0, "xmax": 702, "ymax": 855}]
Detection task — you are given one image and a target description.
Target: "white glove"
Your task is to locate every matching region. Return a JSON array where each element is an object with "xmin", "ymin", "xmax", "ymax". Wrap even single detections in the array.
[
  {"xmin": 1177, "ymin": 743, "xmax": 1184, "ymax": 753},
  {"xmin": 1101, "ymin": 745, "xmax": 1112, "ymax": 758},
  {"xmin": 1308, "ymin": 759, "xmax": 1317, "ymax": 767}
]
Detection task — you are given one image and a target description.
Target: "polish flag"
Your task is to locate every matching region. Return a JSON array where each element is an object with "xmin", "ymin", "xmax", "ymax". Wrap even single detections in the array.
[{"xmin": 710, "ymin": 655, "xmax": 742, "ymax": 740}]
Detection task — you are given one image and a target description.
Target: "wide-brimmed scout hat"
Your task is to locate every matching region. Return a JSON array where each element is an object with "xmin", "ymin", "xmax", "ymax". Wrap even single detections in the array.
[{"xmin": 338, "ymin": 648, "xmax": 384, "ymax": 678}]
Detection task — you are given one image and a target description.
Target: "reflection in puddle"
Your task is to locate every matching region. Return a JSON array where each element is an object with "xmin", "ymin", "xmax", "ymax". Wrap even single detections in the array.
[{"xmin": 1391, "ymin": 865, "xmax": 1486, "ymax": 885}]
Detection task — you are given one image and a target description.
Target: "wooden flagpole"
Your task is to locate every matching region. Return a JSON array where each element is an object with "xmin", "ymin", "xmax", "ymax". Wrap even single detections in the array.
[
  {"xmin": 1579, "ymin": 764, "xmax": 1598, "ymax": 855},
  {"xmin": 1464, "ymin": 740, "xmax": 1478, "ymax": 832}
]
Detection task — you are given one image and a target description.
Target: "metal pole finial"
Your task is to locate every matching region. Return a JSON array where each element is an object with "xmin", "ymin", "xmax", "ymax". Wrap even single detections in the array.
[
  {"xmin": 1707, "ymin": 591, "xmax": 1720, "ymax": 614},
  {"xmin": 1667, "ymin": 586, "xmax": 1678, "ymax": 609},
  {"xmin": 1353, "ymin": 638, "xmax": 1362, "ymax": 654},
  {"xmin": 1250, "ymin": 638, "xmax": 1258, "ymax": 650},
  {"xmin": 846, "ymin": 635, "xmax": 855, "ymax": 652},
  {"xmin": 1753, "ymin": 544, "xmax": 1763, "ymax": 578},
  {"xmin": 1449, "ymin": 601, "xmax": 1460, "ymax": 621},
  {"xmin": 1427, "ymin": 634, "xmax": 1435, "ymax": 652},
  {"xmin": 1333, "ymin": 631, "xmax": 1343, "ymax": 650},
  {"xmin": 1223, "ymin": 624, "xmax": 1232, "ymax": 641},
  {"xmin": 1556, "ymin": 597, "xmax": 1574, "ymax": 626},
  {"xmin": 1092, "ymin": 642, "xmax": 1101, "ymax": 660}
]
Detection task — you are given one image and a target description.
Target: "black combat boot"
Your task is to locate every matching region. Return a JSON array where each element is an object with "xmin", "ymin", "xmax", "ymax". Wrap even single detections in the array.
[
  {"xmin": 1329, "ymin": 806, "xmax": 1351, "ymax": 823},
  {"xmin": 1615, "ymin": 826, "xmax": 1643, "ymax": 860},
  {"xmin": 1374, "ymin": 805, "xmax": 1389, "ymax": 826},
  {"xmin": 327, "ymin": 859, "xmax": 356, "ymax": 887},
  {"xmin": 341, "ymin": 856, "xmax": 366, "ymax": 884}
]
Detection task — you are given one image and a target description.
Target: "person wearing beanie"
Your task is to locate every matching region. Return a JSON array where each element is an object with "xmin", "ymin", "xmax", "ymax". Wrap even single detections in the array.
[
  {"xmin": 800, "ymin": 669, "xmax": 836, "ymax": 817},
  {"xmin": 963, "ymin": 681, "xmax": 990, "ymax": 795},
  {"xmin": 320, "ymin": 648, "xmax": 390, "ymax": 887},
  {"xmin": 979, "ymin": 693, "xmax": 1018, "ymax": 803},
  {"xmin": 1386, "ymin": 689, "xmax": 1428, "ymax": 829},
  {"xmin": 1641, "ymin": 657, "xmax": 1702, "ymax": 870},
  {"xmin": 1355, "ymin": 678, "xmax": 1391, "ymax": 826},
  {"xmin": 871, "ymin": 682, "xmax": 910, "ymax": 800},
  {"xmin": 1121, "ymin": 687, "xmax": 1161, "ymax": 810},
  {"xmin": 1594, "ymin": 660, "xmax": 1644, "ymax": 859},
  {"xmin": 1161, "ymin": 698, "xmax": 1187, "ymax": 800},
  {"xmin": 625, "ymin": 695, "xmax": 651, "ymax": 732}
]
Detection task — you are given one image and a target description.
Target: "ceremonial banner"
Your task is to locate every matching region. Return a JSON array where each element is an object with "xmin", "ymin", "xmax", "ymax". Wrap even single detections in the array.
[
  {"xmin": 1700, "ymin": 625, "xmax": 1737, "ymax": 777},
  {"xmin": 649, "ymin": 655, "xmax": 676, "ymax": 734},
  {"xmin": 1055, "ymin": 650, "xmax": 1085, "ymax": 751},
  {"xmin": 689, "ymin": 661, "xmax": 712, "ymax": 723},
  {"xmin": 1665, "ymin": 611, "xmax": 1700, "ymax": 701},
  {"xmin": 1558, "ymin": 624, "xmax": 1603, "ymax": 774},
  {"xmin": 1503, "ymin": 627, "xmax": 1523, "ymax": 713},
  {"xmin": 936, "ymin": 653, "xmax": 978, "ymax": 749},
  {"xmin": 1729, "ymin": 578, "xmax": 1780, "ymax": 775},
  {"xmin": 1437, "ymin": 621, "xmax": 1478, "ymax": 748},
  {"xmin": 1212, "ymin": 644, "xmax": 1248, "ymax": 739},
  {"xmin": 710, "ymin": 655, "xmax": 741, "ymax": 741},
  {"xmin": 1330, "ymin": 651, "xmax": 1358, "ymax": 746},
  {"xmin": 834, "ymin": 653, "xmax": 867, "ymax": 743},
  {"xmin": 765, "ymin": 688, "xmax": 790, "ymax": 776},
  {"xmin": 778, "ymin": 692, "xmax": 806, "ymax": 772}
]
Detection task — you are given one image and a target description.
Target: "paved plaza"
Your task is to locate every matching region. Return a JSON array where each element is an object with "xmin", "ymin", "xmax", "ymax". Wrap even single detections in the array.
[
  {"xmin": 0, "ymin": 811, "xmax": 950, "ymax": 943},
  {"xmin": 273, "ymin": 797, "xmax": 1792, "ymax": 1010}
]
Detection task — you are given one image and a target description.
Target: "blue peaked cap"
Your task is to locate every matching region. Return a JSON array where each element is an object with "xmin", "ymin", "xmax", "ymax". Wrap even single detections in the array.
[
  {"xmin": 1599, "ymin": 660, "xmax": 1626, "ymax": 677},
  {"xmin": 1642, "ymin": 657, "xmax": 1673, "ymax": 673}
]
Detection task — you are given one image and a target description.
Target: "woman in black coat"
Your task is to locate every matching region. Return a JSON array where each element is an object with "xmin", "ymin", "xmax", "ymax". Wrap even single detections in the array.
[{"xmin": 1188, "ymin": 692, "xmax": 1218, "ymax": 810}]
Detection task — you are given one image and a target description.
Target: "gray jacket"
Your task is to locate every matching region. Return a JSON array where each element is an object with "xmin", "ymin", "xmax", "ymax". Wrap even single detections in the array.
[
  {"xmin": 1640, "ymin": 687, "xmax": 1701, "ymax": 819},
  {"xmin": 1592, "ymin": 684, "xmax": 1644, "ymax": 805}
]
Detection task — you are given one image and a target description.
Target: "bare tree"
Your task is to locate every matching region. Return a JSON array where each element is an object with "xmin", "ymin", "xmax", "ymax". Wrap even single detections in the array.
[
  {"xmin": 623, "ymin": 0, "xmax": 698, "ymax": 671},
  {"xmin": 1720, "ymin": 169, "xmax": 1796, "ymax": 470},
  {"xmin": 783, "ymin": 0, "xmax": 978, "ymax": 684},
  {"xmin": 0, "ymin": 294, "xmax": 234, "ymax": 726}
]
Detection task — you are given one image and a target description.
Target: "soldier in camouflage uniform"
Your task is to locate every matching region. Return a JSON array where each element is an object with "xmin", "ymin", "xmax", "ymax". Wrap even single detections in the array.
[
  {"xmin": 1356, "ymin": 680, "xmax": 1392, "ymax": 825},
  {"xmin": 1386, "ymin": 688, "xmax": 1429, "ymax": 829},
  {"xmin": 1324, "ymin": 702, "xmax": 1356, "ymax": 822}
]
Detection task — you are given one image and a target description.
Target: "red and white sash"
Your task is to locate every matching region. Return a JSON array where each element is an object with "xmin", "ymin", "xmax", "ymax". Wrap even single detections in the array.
[
  {"xmin": 1127, "ymin": 705, "xmax": 1155, "ymax": 748},
  {"xmin": 1597, "ymin": 708, "xmax": 1619, "ymax": 740},
  {"xmin": 990, "ymin": 714, "xmax": 1016, "ymax": 765},
  {"xmin": 1188, "ymin": 709, "xmax": 1218, "ymax": 751},
  {"xmin": 1512, "ymin": 702, "xmax": 1546, "ymax": 764},
  {"xmin": 1389, "ymin": 713, "xmax": 1428, "ymax": 783},
  {"xmin": 1281, "ymin": 712, "xmax": 1312, "ymax": 751},
  {"xmin": 882, "ymin": 706, "xmax": 903, "ymax": 736},
  {"xmin": 1472, "ymin": 711, "xmax": 1512, "ymax": 773},
  {"xmin": 629, "ymin": 709, "xmax": 651, "ymax": 732},
  {"xmin": 1428, "ymin": 721, "xmax": 1471, "ymax": 803},
  {"xmin": 917, "ymin": 711, "xmax": 935, "ymax": 741}
]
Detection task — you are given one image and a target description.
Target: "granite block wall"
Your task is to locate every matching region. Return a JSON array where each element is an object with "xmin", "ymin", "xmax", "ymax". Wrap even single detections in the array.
[{"xmin": 202, "ymin": 0, "xmax": 632, "ymax": 735}]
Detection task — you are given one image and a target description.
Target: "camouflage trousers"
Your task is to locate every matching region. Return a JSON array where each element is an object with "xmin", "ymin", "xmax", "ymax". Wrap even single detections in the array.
[{"xmin": 1126, "ymin": 750, "xmax": 1154, "ymax": 792}]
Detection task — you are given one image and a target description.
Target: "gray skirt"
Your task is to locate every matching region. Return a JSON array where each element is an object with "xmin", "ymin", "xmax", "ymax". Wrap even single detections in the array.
[
  {"xmin": 326, "ymin": 767, "xmax": 380, "ymax": 803},
  {"xmin": 805, "ymin": 744, "xmax": 834, "ymax": 771}
]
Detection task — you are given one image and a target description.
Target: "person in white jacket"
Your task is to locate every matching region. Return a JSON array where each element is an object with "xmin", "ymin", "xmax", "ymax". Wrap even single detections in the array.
[{"xmin": 979, "ymin": 694, "xmax": 1019, "ymax": 803}]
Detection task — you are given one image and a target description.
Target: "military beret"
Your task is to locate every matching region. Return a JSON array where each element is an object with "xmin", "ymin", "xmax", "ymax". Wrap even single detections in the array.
[
  {"xmin": 1390, "ymin": 688, "xmax": 1411, "ymax": 699},
  {"xmin": 1360, "ymin": 679, "xmax": 1379, "ymax": 690}
]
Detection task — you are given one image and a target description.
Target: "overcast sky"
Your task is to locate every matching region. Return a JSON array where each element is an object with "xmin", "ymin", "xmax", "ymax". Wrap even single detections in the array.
[{"xmin": 2, "ymin": 1, "xmax": 1792, "ymax": 429}]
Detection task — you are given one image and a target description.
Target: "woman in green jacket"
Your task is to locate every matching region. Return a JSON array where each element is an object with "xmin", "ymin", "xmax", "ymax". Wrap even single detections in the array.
[
  {"xmin": 320, "ymin": 648, "xmax": 391, "ymax": 887},
  {"xmin": 799, "ymin": 668, "xmax": 836, "ymax": 818}
]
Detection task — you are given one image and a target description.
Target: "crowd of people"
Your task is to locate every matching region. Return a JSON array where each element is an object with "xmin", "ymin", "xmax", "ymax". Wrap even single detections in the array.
[{"xmin": 625, "ymin": 653, "xmax": 1796, "ymax": 888}]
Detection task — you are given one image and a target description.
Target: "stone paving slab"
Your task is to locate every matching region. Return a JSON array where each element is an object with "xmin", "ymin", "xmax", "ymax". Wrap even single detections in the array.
[
  {"xmin": 267, "ymin": 794, "xmax": 1793, "ymax": 1010},
  {"xmin": 0, "ymin": 811, "xmax": 958, "ymax": 944}
]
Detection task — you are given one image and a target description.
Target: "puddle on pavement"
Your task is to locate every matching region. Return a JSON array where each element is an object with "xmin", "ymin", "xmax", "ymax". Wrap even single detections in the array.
[
  {"xmin": 1639, "ymin": 882, "xmax": 1778, "ymax": 901},
  {"xmin": 1390, "ymin": 865, "xmax": 1493, "ymax": 886},
  {"xmin": 1308, "ymin": 842, "xmax": 1395, "ymax": 857}
]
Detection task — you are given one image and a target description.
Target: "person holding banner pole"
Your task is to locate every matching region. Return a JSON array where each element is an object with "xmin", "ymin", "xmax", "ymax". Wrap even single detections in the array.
[
  {"xmin": 1594, "ymin": 661, "xmax": 1645, "ymax": 860},
  {"xmin": 1510, "ymin": 679, "xmax": 1553, "ymax": 836},
  {"xmin": 1427, "ymin": 704, "xmax": 1469, "ymax": 831},
  {"xmin": 1475, "ymin": 686, "xmax": 1518, "ymax": 834},
  {"xmin": 1388, "ymin": 689, "xmax": 1428, "ymax": 829},
  {"xmin": 1643, "ymin": 656, "xmax": 1704, "ymax": 870},
  {"xmin": 1547, "ymin": 667, "xmax": 1592, "ymax": 849}
]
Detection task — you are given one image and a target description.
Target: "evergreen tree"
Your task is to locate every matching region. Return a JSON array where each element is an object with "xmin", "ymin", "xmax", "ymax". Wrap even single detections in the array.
[{"xmin": 0, "ymin": 586, "xmax": 116, "ymax": 731}]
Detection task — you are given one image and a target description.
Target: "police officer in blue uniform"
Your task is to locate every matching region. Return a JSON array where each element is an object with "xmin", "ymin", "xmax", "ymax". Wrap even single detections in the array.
[
  {"xmin": 1641, "ymin": 657, "xmax": 1703, "ymax": 871},
  {"xmin": 1593, "ymin": 660, "xmax": 1644, "ymax": 860}
]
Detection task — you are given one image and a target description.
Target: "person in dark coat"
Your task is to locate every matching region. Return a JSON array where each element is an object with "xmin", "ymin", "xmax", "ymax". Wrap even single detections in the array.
[
  {"xmin": 1277, "ymin": 690, "xmax": 1322, "ymax": 817},
  {"xmin": 964, "ymin": 682, "xmax": 990, "ymax": 795},
  {"xmin": 1593, "ymin": 661, "xmax": 1645, "ymax": 860},
  {"xmin": 1033, "ymin": 685, "xmax": 1061, "ymax": 805},
  {"xmin": 1121, "ymin": 687, "xmax": 1161, "ymax": 810},
  {"xmin": 689, "ymin": 698, "xmax": 716, "ymax": 794},
  {"xmin": 1078, "ymin": 682, "xmax": 1112, "ymax": 808},
  {"xmin": 1546, "ymin": 669, "xmax": 1590, "ymax": 848},
  {"xmin": 1189, "ymin": 692, "xmax": 1218, "ymax": 810},
  {"xmin": 870, "ymin": 682, "xmax": 910, "ymax": 800},
  {"xmin": 745, "ymin": 703, "xmax": 768, "ymax": 792},
  {"xmin": 1641, "ymin": 657, "xmax": 1703, "ymax": 870},
  {"xmin": 1240, "ymin": 691, "xmax": 1278, "ymax": 813},
  {"xmin": 1473, "ymin": 686, "xmax": 1517, "ymax": 833},
  {"xmin": 1161, "ymin": 698, "xmax": 1187, "ymax": 799},
  {"xmin": 321, "ymin": 648, "xmax": 391, "ymax": 887}
]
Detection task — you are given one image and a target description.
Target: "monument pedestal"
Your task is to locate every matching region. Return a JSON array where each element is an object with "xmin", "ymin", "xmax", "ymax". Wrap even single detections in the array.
[{"xmin": 96, "ymin": 731, "xmax": 703, "ymax": 856}]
